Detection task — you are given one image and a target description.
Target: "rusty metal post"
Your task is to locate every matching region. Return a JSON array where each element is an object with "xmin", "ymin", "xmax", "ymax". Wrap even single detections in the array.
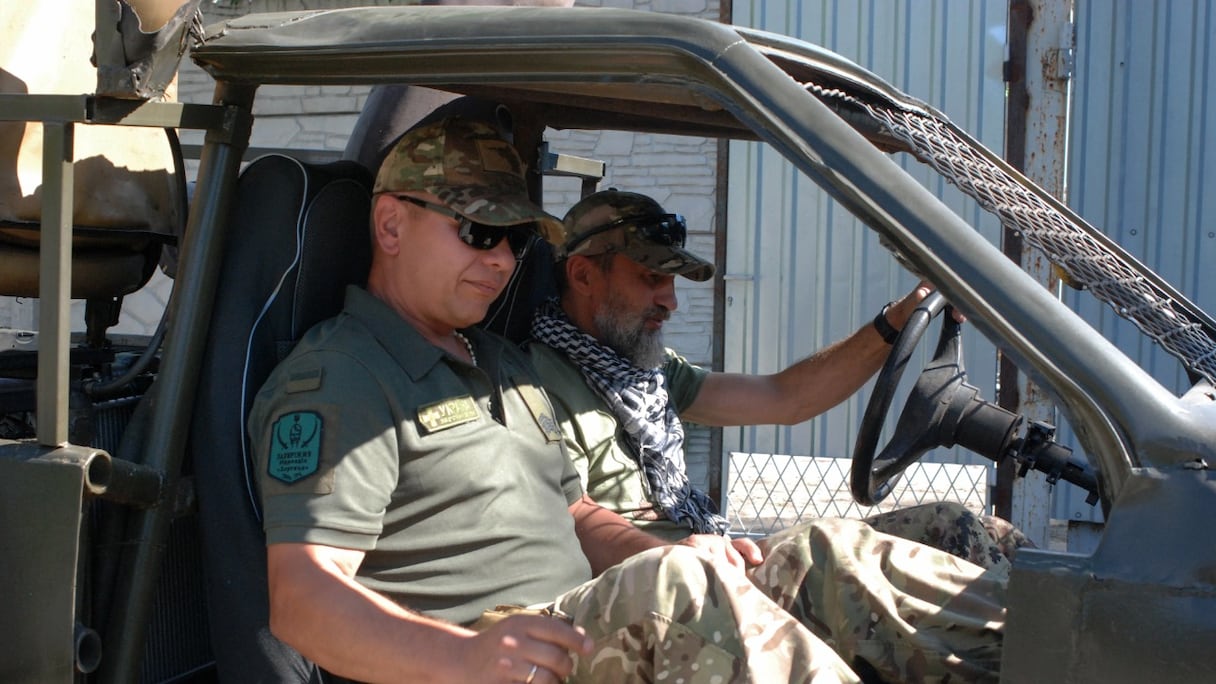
[{"xmin": 1001, "ymin": 0, "xmax": 1075, "ymax": 546}]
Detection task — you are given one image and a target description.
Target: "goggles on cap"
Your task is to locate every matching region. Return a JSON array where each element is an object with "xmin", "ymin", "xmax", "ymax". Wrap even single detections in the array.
[
  {"xmin": 394, "ymin": 195, "xmax": 537, "ymax": 260},
  {"xmin": 566, "ymin": 212, "xmax": 687, "ymax": 254}
]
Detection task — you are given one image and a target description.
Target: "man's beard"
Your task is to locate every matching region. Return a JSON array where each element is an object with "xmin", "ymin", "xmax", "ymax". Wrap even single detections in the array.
[{"xmin": 593, "ymin": 292, "xmax": 669, "ymax": 369}]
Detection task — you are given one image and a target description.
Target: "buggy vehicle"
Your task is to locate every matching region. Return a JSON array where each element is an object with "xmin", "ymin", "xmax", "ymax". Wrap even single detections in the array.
[{"xmin": 2, "ymin": 3, "xmax": 1215, "ymax": 682}]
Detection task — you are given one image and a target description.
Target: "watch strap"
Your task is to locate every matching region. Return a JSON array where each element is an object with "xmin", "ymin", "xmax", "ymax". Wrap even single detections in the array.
[{"xmin": 873, "ymin": 301, "xmax": 900, "ymax": 345}]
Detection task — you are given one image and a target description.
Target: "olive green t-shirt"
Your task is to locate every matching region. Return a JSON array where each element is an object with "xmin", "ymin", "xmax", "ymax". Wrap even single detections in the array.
[
  {"xmin": 249, "ymin": 286, "xmax": 591, "ymax": 626},
  {"xmin": 527, "ymin": 342, "xmax": 709, "ymax": 541}
]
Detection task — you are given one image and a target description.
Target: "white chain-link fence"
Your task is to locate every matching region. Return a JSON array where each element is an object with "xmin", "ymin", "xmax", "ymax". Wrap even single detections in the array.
[{"xmin": 726, "ymin": 453, "xmax": 990, "ymax": 537}]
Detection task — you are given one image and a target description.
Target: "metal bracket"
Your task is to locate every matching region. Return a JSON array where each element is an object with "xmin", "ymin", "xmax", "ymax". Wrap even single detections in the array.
[{"xmin": 1045, "ymin": 21, "xmax": 1076, "ymax": 82}]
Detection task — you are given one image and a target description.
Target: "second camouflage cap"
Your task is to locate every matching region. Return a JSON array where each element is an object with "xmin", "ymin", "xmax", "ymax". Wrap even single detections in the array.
[{"xmin": 558, "ymin": 190, "xmax": 715, "ymax": 282}]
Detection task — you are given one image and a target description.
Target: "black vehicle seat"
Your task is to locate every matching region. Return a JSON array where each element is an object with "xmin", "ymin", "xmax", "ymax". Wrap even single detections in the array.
[
  {"xmin": 186, "ymin": 90, "xmax": 561, "ymax": 680},
  {"xmin": 482, "ymin": 236, "xmax": 559, "ymax": 344},
  {"xmin": 0, "ymin": 127, "xmax": 183, "ymax": 344},
  {"xmin": 188, "ymin": 154, "xmax": 371, "ymax": 682}
]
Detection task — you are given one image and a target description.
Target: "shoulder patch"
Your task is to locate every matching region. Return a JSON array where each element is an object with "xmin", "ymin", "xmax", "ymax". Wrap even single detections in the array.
[
  {"xmin": 512, "ymin": 375, "xmax": 563, "ymax": 443},
  {"xmin": 268, "ymin": 411, "xmax": 323, "ymax": 483},
  {"xmin": 417, "ymin": 395, "xmax": 480, "ymax": 434}
]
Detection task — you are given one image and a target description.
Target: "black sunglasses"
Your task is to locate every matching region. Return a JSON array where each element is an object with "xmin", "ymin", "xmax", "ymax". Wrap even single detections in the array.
[
  {"xmin": 393, "ymin": 195, "xmax": 537, "ymax": 259},
  {"xmin": 565, "ymin": 212, "xmax": 687, "ymax": 253}
]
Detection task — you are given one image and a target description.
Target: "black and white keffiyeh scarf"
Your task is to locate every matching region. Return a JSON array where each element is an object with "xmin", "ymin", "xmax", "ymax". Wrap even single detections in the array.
[{"xmin": 532, "ymin": 298, "xmax": 729, "ymax": 535}]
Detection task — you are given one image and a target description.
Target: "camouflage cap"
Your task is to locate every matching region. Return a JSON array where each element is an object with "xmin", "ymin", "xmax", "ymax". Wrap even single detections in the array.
[
  {"xmin": 373, "ymin": 116, "xmax": 563, "ymax": 242},
  {"xmin": 558, "ymin": 190, "xmax": 715, "ymax": 282}
]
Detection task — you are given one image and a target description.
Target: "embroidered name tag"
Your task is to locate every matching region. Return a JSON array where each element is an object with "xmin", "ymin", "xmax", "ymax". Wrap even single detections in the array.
[
  {"xmin": 513, "ymin": 376, "xmax": 563, "ymax": 443},
  {"xmin": 268, "ymin": 411, "xmax": 323, "ymax": 484},
  {"xmin": 417, "ymin": 395, "xmax": 480, "ymax": 434}
]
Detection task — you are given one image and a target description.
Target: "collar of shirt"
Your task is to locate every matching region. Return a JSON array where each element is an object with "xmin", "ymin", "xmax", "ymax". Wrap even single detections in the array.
[{"xmin": 341, "ymin": 285, "xmax": 464, "ymax": 382}]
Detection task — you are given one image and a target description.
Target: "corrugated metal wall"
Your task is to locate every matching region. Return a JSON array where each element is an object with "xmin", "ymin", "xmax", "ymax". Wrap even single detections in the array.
[
  {"xmin": 723, "ymin": 1, "xmax": 1008, "ymax": 469},
  {"xmin": 725, "ymin": 0, "xmax": 1216, "ymax": 531},
  {"xmin": 1050, "ymin": 0, "xmax": 1216, "ymax": 521},
  {"xmin": 1068, "ymin": 0, "xmax": 1215, "ymax": 391}
]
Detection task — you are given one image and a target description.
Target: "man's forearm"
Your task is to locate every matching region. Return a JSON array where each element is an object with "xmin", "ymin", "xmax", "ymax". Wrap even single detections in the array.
[
  {"xmin": 768, "ymin": 323, "xmax": 892, "ymax": 420},
  {"xmin": 569, "ymin": 495, "xmax": 667, "ymax": 574},
  {"xmin": 268, "ymin": 544, "xmax": 472, "ymax": 683},
  {"xmin": 682, "ymin": 285, "xmax": 932, "ymax": 427},
  {"xmin": 681, "ymin": 322, "xmax": 888, "ymax": 427}
]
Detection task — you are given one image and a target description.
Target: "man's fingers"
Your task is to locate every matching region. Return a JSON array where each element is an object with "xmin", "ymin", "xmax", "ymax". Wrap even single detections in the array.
[
  {"xmin": 730, "ymin": 537, "xmax": 764, "ymax": 566},
  {"xmin": 896, "ymin": 281, "xmax": 968, "ymax": 326},
  {"xmin": 484, "ymin": 616, "xmax": 589, "ymax": 682},
  {"xmin": 680, "ymin": 534, "xmax": 756, "ymax": 571},
  {"xmin": 495, "ymin": 657, "xmax": 554, "ymax": 684},
  {"xmin": 520, "ymin": 618, "xmax": 587, "ymax": 680},
  {"xmin": 526, "ymin": 616, "xmax": 592, "ymax": 652},
  {"xmin": 725, "ymin": 543, "xmax": 749, "ymax": 569}
]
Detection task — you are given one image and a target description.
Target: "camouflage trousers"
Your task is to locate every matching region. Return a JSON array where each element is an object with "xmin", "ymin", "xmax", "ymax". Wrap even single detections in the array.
[
  {"xmin": 863, "ymin": 501, "xmax": 1035, "ymax": 573},
  {"xmin": 555, "ymin": 518, "xmax": 1006, "ymax": 683}
]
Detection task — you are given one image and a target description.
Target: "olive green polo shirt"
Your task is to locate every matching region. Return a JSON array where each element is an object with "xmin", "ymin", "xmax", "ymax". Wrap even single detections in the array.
[
  {"xmin": 528, "ymin": 342, "xmax": 709, "ymax": 541},
  {"xmin": 249, "ymin": 286, "xmax": 591, "ymax": 626}
]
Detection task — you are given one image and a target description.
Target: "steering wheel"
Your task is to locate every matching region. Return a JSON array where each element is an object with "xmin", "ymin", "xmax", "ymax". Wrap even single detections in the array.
[
  {"xmin": 850, "ymin": 291, "xmax": 950, "ymax": 505},
  {"xmin": 848, "ymin": 290, "xmax": 1104, "ymax": 509},
  {"xmin": 849, "ymin": 291, "xmax": 1022, "ymax": 506}
]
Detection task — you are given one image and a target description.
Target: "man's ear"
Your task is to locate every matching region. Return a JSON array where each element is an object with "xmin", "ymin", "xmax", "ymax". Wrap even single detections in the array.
[
  {"xmin": 372, "ymin": 194, "xmax": 402, "ymax": 255},
  {"xmin": 564, "ymin": 255, "xmax": 601, "ymax": 297}
]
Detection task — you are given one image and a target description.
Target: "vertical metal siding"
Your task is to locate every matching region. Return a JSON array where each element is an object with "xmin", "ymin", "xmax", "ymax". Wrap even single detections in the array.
[
  {"xmin": 725, "ymin": 1, "xmax": 1008, "ymax": 467},
  {"xmin": 727, "ymin": 0, "xmax": 1216, "ymax": 529},
  {"xmin": 1069, "ymin": 0, "xmax": 1216, "ymax": 391},
  {"xmin": 1055, "ymin": 0, "xmax": 1216, "ymax": 520}
]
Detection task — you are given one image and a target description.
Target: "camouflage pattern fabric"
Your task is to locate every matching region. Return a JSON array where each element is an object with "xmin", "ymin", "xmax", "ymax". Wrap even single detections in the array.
[
  {"xmin": 372, "ymin": 116, "xmax": 564, "ymax": 242},
  {"xmin": 557, "ymin": 190, "xmax": 715, "ymax": 282},
  {"xmin": 750, "ymin": 519, "xmax": 1006, "ymax": 683},
  {"xmin": 863, "ymin": 501, "xmax": 1035, "ymax": 573},
  {"xmin": 556, "ymin": 544, "xmax": 861, "ymax": 683},
  {"xmin": 554, "ymin": 519, "xmax": 1005, "ymax": 683},
  {"xmin": 979, "ymin": 514, "xmax": 1036, "ymax": 562}
]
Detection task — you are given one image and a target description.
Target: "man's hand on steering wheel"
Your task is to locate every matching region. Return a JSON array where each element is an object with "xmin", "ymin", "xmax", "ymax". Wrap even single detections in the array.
[
  {"xmin": 881, "ymin": 282, "xmax": 966, "ymax": 338},
  {"xmin": 852, "ymin": 285, "xmax": 974, "ymax": 506}
]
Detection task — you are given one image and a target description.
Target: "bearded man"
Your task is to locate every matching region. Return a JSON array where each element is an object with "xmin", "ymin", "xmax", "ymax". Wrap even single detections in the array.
[{"xmin": 528, "ymin": 189, "xmax": 1032, "ymax": 569}]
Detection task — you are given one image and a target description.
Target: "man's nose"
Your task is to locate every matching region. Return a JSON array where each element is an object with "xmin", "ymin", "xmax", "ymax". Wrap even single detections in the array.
[
  {"xmin": 483, "ymin": 235, "xmax": 516, "ymax": 271},
  {"xmin": 655, "ymin": 279, "xmax": 678, "ymax": 312}
]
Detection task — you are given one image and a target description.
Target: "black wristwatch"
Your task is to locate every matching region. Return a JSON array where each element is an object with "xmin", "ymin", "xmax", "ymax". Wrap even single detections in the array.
[{"xmin": 873, "ymin": 301, "xmax": 901, "ymax": 345}]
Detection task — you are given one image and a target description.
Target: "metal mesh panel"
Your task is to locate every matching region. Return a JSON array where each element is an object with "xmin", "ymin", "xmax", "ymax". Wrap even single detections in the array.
[
  {"xmin": 806, "ymin": 83, "xmax": 1216, "ymax": 386},
  {"xmin": 139, "ymin": 514, "xmax": 214, "ymax": 684},
  {"xmin": 727, "ymin": 453, "xmax": 989, "ymax": 537}
]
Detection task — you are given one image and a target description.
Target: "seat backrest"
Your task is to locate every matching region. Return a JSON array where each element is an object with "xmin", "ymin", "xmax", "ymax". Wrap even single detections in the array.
[
  {"xmin": 0, "ymin": 2, "xmax": 188, "ymax": 300},
  {"xmin": 188, "ymin": 154, "xmax": 371, "ymax": 682},
  {"xmin": 482, "ymin": 237, "xmax": 559, "ymax": 344}
]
